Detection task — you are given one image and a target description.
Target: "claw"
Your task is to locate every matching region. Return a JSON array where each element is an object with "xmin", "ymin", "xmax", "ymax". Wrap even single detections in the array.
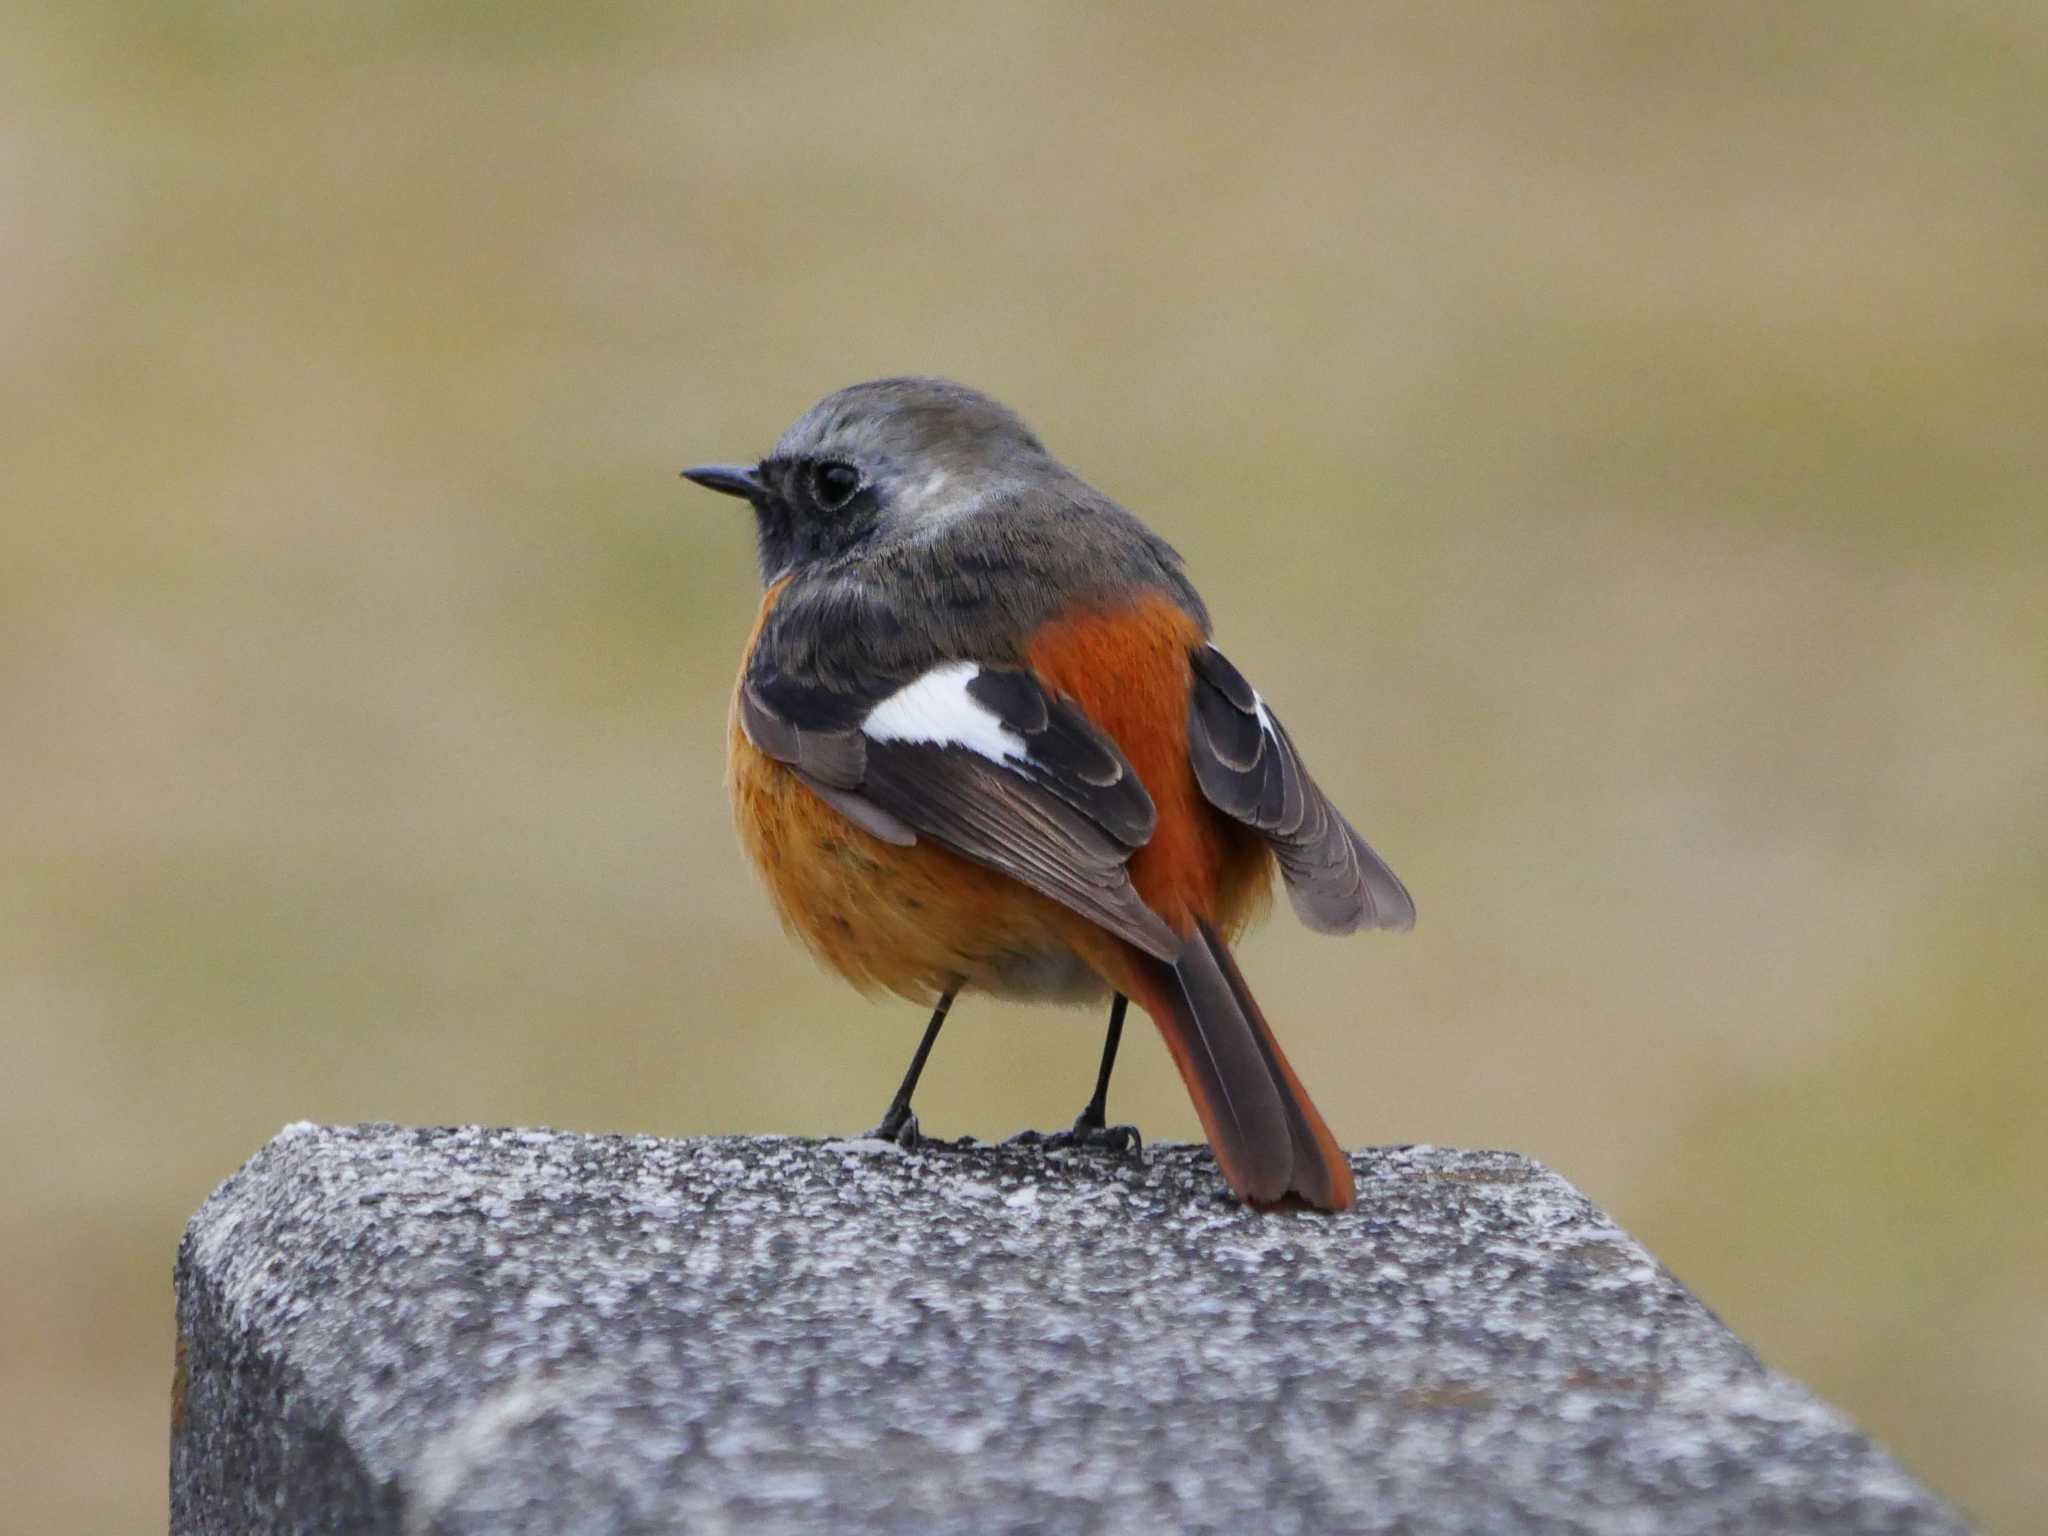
[
  {"xmin": 1086, "ymin": 1122, "xmax": 1142, "ymax": 1155},
  {"xmin": 1005, "ymin": 1118, "xmax": 1143, "ymax": 1156},
  {"xmin": 865, "ymin": 1111, "xmax": 922, "ymax": 1149}
]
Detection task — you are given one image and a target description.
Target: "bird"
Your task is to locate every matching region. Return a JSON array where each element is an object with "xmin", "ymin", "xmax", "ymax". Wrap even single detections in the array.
[{"xmin": 683, "ymin": 378, "xmax": 1413, "ymax": 1211}]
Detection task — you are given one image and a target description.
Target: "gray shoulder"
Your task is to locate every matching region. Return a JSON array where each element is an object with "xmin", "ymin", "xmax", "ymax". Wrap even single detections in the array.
[
  {"xmin": 913, "ymin": 480, "xmax": 1212, "ymax": 637},
  {"xmin": 757, "ymin": 480, "xmax": 1208, "ymax": 687}
]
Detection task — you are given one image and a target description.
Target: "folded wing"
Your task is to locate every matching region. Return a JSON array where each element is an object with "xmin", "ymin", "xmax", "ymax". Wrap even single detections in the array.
[
  {"xmin": 1185, "ymin": 644, "xmax": 1415, "ymax": 933},
  {"xmin": 740, "ymin": 657, "xmax": 1181, "ymax": 961}
]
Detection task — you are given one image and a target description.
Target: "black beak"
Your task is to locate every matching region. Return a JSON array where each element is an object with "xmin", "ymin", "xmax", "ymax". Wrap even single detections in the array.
[{"xmin": 681, "ymin": 463, "xmax": 764, "ymax": 499}]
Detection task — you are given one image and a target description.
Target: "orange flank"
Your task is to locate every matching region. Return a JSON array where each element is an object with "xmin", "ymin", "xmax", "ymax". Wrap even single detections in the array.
[{"xmin": 1023, "ymin": 594, "xmax": 1272, "ymax": 941}]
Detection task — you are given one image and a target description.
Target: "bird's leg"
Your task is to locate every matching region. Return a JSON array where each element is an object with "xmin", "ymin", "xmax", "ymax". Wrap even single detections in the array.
[
  {"xmin": 865, "ymin": 989, "xmax": 956, "ymax": 1148},
  {"xmin": 1068, "ymin": 993, "xmax": 1143, "ymax": 1151},
  {"xmin": 1007, "ymin": 994, "xmax": 1143, "ymax": 1155},
  {"xmin": 1074, "ymin": 992, "xmax": 1129, "ymax": 1137}
]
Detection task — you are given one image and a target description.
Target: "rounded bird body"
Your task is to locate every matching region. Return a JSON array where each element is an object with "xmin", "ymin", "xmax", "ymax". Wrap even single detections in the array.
[
  {"xmin": 689, "ymin": 377, "xmax": 1413, "ymax": 1211},
  {"xmin": 730, "ymin": 584, "xmax": 1271, "ymax": 1002}
]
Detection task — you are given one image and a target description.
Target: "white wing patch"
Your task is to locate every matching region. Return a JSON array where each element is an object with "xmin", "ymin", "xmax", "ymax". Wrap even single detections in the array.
[{"xmin": 862, "ymin": 663, "xmax": 1024, "ymax": 763}]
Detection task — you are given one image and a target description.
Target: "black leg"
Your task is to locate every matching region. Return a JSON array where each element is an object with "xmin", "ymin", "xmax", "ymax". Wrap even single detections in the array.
[
  {"xmin": 867, "ymin": 989, "xmax": 956, "ymax": 1146},
  {"xmin": 1075, "ymin": 993, "xmax": 1128, "ymax": 1132},
  {"xmin": 1005, "ymin": 993, "xmax": 1143, "ymax": 1155}
]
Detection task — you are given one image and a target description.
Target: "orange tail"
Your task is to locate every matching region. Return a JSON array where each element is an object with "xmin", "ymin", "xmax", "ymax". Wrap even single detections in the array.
[{"xmin": 1126, "ymin": 918, "xmax": 1355, "ymax": 1211}]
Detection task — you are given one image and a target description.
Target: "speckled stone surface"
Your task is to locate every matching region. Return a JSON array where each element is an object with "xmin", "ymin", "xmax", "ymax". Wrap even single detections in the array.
[{"xmin": 172, "ymin": 1124, "xmax": 1970, "ymax": 1535}]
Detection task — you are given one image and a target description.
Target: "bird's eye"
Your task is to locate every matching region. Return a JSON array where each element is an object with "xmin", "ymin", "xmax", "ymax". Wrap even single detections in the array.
[{"xmin": 810, "ymin": 461, "xmax": 861, "ymax": 511}]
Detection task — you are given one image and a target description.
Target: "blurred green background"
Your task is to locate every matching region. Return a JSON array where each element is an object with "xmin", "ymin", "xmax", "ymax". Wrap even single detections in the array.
[{"xmin": 5, "ymin": 3, "xmax": 2044, "ymax": 1529}]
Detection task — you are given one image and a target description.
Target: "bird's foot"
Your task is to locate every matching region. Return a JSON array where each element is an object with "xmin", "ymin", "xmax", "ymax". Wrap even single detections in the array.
[
  {"xmin": 1006, "ymin": 1113, "xmax": 1143, "ymax": 1156},
  {"xmin": 863, "ymin": 1110, "xmax": 923, "ymax": 1150}
]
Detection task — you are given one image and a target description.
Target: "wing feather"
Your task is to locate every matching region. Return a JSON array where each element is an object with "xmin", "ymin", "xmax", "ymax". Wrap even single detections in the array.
[
  {"xmin": 1187, "ymin": 645, "xmax": 1415, "ymax": 933},
  {"xmin": 739, "ymin": 656, "xmax": 1181, "ymax": 960}
]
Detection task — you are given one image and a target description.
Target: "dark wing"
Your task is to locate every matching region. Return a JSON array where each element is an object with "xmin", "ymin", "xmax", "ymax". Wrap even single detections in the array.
[
  {"xmin": 739, "ymin": 657, "xmax": 1182, "ymax": 961},
  {"xmin": 1186, "ymin": 644, "xmax": 1415, "ymax": 933}
]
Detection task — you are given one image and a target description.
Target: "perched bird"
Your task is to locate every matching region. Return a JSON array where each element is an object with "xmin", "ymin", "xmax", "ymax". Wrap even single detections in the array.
[{"xmin": 684, "ymin": 378, "xmax": 1412, "ymax": 1210}]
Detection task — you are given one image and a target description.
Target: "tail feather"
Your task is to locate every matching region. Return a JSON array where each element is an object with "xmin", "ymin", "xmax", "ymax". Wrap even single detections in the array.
[
  {"xmin": 1131, "ymin": 922, "xmax": 1355, "ymax": 1211},
  {"xmin": 1150, "ymin": 938, "xmax": 1292, "ymax": 1204},
  {"xmin": 1199, "ymin": 919, "xmax": 1356, "ymax": 1211}
]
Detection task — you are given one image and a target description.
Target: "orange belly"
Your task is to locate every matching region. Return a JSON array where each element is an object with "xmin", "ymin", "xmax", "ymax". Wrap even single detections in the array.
[
  {"xmin": 729, "ymin": 720, "xmax": 1113, "ymax": 1003},
  {"xmin": 726, "ymin": 588, "xmax": 1272, "ymax": 1005}
]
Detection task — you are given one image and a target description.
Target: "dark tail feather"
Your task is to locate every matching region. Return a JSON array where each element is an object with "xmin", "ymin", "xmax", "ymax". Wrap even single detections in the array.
[
  {"xmin": 1198, "ymin": 919, "xmax": 1356, "ymax": 1211},
  {"xmin": 1131, "ymin": 921, "xmax": 1355, "ymax": 1211}
]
